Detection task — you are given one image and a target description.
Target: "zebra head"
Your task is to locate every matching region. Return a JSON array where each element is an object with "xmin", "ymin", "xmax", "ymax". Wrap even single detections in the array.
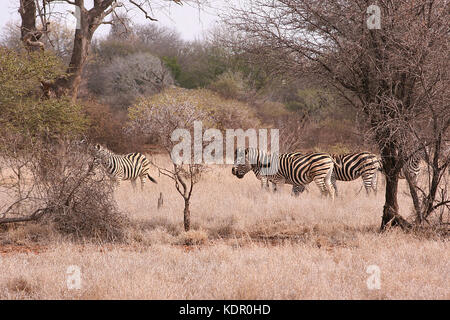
[
  {"xmin": 90, "ymin": 143, "xmax": 112, "ymax": 161},
  {"xmin": 231, "ymin": 148, "xmax": 252, "ymax": 179}
]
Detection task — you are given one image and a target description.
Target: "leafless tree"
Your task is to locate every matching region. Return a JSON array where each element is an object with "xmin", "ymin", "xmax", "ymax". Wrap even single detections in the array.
[
  {"xmin": 2, "ymin": 19, "xmax": 74, "ymax": 62},
  {"xmin": 17, "ymin": 0, "xmax": 201, "ymax": 100},
  {"xmin": 127, "ymin": 88, "xmax": 215, "ymax": 231},
  {"xmin": 276, "ymin": 114, "xmax": 310, "ymax": 153},
  {"xmin": 92, "ymin": 52, "xmax": 174, "ymax": 109},
  {"xmin": 0, "ymin": 136, "xmax": 126, "ymax": 241},
  {"xmin": 225, "ymin": 0, "xmax": 449, "ymax": 230},
  {"xmin": 135, "ymin": 23, "xmax": 184, "ymax": 58}
]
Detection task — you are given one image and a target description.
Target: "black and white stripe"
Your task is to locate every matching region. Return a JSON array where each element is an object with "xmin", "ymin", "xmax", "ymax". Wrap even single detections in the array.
[
  {"xmin": 398, "ymin": 154, "xmax": 421, "ymax": 184},
  {"xmin": 231, "ymin": 148, "xmax": 335, "ymax": 199},
  {"xmin": 331, "ymin": 152, "xmax": 382, "ymax": 196},
  {"xmin": 253, "ymin": 160, "xmax": 307, "ymax": 195},
  {"xmin": 92, "ymin": 144, "xmax": 157, "ymax": 191}
]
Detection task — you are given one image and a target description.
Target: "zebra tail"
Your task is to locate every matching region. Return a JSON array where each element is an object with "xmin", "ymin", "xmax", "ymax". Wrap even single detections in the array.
[{"xmin": 147, "ymin": 174, "xmax": 157, "ymax": 184}]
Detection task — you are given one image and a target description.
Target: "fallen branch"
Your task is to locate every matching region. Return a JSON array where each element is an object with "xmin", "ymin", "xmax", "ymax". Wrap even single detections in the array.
[{"xmin": 0, "ymin": 207, "xmax": 49, "ymax": 225}]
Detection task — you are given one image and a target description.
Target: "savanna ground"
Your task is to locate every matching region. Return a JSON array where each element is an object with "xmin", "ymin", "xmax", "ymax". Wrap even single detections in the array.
[{"xmin": 0, "ymin": 155, "xmax": 448, "ymax": 300}]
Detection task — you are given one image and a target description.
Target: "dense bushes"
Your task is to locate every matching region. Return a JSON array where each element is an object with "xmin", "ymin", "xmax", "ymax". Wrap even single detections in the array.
[
  {"xmin": 208, "ymin": 71, "xmax": 248, "ymax": 100},
  {"xmin": 82, "ymin": 100, "xmax": 147, "ymax": 154},
  {"xmin": 0, "ymin": 48, "xmax": 87, "ymax": 140},
  {"xmin": 37, "ymin": 141, "xmax": 127, "ymax": 242},
  {"xmin": 0, "ymin": 47, "xmax": 126, "ymax": 242},
  {"xmin": 128, "ymin": 87, "xmax": 260, "ymax": 135}
]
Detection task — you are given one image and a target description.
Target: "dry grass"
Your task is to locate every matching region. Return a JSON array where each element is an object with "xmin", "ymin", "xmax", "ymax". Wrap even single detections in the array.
[{"xmin": 0, "ymin": 154, "xmax": 448, "ymax": 299}]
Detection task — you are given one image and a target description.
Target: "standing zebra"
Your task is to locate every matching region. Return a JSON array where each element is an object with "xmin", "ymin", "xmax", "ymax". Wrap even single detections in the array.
[
  {"xmin": 253, "ymin": 160, "xmax": 307, "ymax": 195},
  {"xmin": 252, "ymin": 160, "xmax": 307, "ymax": 195},
  {"xmin": 91, "ymin": 144, "xmax": 157, "ymax": 191},
  {"xmin": 255, "ymin": 168, "xmax": 308, "ymax": 195},
  {"xmin": 330, "ymin": 152, "xmax": 382, "ymax": 196},
  {"xmin": 231, "ymin": 148, "xmax": 335, "ymax": 199},
  {"xmin": 398, "ymin": 154, "xmax": 421, "ymax": 185}
]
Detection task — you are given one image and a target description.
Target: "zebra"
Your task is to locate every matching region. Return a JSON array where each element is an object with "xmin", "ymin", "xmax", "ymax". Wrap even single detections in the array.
[
  {"xmin": 253, "ymin": 165, "xmax": 308, "ymax": 195},
  {"xmin": 231, "ymin": 148, "xmax": 335, "ymax": 199},
  {"xmin": 398, "ymin": 154, "xmax": 421, "ymax": 185},
  {"xmin": 91, "ymin": 144, "xmax": 157, "ymax": 191},
  {"xmin": 247, "ymin": 150, "xmax": 309, "ymax": 195},
  {"xmin": 330, "ymin": 152, "xmax": 382, "ymax": 196}
]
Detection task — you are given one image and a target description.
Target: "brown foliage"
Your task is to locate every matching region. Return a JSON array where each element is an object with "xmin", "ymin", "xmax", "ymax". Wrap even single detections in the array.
[
  {"xmin": 0, "ymin": 138, "xmax": 127, "ymax": 242},
  {"xmin": 82, "ymin": 99, "xmax": 146, "ymax": 154}
]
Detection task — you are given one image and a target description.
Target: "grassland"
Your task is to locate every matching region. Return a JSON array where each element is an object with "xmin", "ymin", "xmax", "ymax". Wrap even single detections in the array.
[{"xmin": 0, "ymin": 156, "xmax": 448, "ymax": 299}]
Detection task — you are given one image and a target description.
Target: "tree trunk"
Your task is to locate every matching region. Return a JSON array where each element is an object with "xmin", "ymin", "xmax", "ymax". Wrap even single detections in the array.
[
  {"xmin": 184, "ymin": 199, "xmax": 190, "ymax": 231},
  {"xmin": 380, "ymin": 146, "xmax": 411, "ymax": 231},
  {"xmin": 19, "ymin": 0, "xmax": 43, "ymax": 51},
  {"xmin": 405, "ymin": 170, "xmax": 423, "ymax": 223},
  {"xmin": 42, "ymin": 6, "xmax": 93, "ymax": 100}
]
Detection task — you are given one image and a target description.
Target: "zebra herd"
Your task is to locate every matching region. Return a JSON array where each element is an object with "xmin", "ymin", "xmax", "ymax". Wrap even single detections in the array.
[
  {"xmin": 90, "ymin": 143, "xmax": 420, "ymax": 198},
  {"xmin": 231, "ymin": 148, "xmax": 420, "ymax": 199},
  {"xmin": 232, "ymin": 149, "xmax": 337, "ymax": 199}
]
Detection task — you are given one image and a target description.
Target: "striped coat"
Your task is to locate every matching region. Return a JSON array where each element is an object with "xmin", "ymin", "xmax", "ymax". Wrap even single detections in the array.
[
  {"xmin": 331, "ymin": 152, "xmax": 382, "ymax": 196},
  {"xmin": 232, "ymin": 148, "xmax": 335, "ymax": 199},
  {"xmin": 398, "ymin": 154, "xmax": 421, "ymax": 185},
  {"xmin": 92, "ymin": 144, "xmax": 157, "ymax": 191}
]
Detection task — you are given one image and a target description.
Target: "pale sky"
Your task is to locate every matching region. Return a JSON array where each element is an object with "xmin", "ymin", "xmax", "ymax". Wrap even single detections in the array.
[{"xmin": 0, "ymin": 0, "xmax": 230, "ymax": 41}]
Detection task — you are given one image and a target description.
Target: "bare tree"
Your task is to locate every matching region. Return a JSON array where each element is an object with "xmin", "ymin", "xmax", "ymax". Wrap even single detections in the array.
[
  {"xmin": 0, "ymin": 137, "xmax": 126, "ymax": 241},
  {"xmin": 19, "ymin": 0, "xmax": 46, "ymax": 51},
  {"xmin": 277, "ymin": 114, "xmax": 310, "ymax": 153},
  {"xmin": 127, "ymin": 88, "xmax": 215, "ymax": 231},
  {"xmin": 135, "ymin": 23, "xmax": 184, "ymax": 58},
  {"xmin": 17, "ymin": 0, "xmax": 200, "ymax": 100},
  {"xmin": 225, "ymin": 0, "xmax": 449, "ymax": 230},
  {"xmin": 92, "ymin": 52, "xmax": 174, "ymax": 109}
]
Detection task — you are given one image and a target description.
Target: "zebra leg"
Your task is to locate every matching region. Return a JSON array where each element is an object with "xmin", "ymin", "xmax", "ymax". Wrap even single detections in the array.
[
  {"xmin": 314, "ymin": 178, "xmax": 330, "ymax": 199},
  {"xmin": 331, "ymin": 172, "xmax": 338, "ymax": 197},
  {"xmin": 130, "ymin": 179, "xmax": 137, "ymax": 192},
  {"xmin": 362, "ymin": 174, "xmax": 372, "ymax": 196},
  {"xmin": 140, "ymin": 176, "xmax": 145, "ymax": 191},
  {"xmin": 260, "ymin": 177, "xmax": 270, "ymax": 191},
  {"xmin": 264, "ymin": 178, "xmax": 271, "ymax": 191},
  {"xmin": 371, "ymin": 171, "xmax": 378, "ymax": 195},
  {"xmin": 292, "ymin": 185, "xmax": 299, "ymax": 197},
  {"xmin": 292, "ymin": 184, "xmax": 305, "ymax": 197},
  {"xmin": 272, "ymin": 182, "xmax": 277, "ymax": 193},
  {"xmin": 318, "ymin": 168, "xmax": 335, "ymax": 200}
]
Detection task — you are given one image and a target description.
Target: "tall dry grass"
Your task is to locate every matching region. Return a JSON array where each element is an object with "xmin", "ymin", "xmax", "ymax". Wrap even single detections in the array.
[{"xmin": 0, "ymin": 154, "xmax": 448, "ymax": 299}]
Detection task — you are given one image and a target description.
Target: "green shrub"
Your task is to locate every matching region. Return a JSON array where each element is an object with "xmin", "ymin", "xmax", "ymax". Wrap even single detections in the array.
[
  {"xmin": 0, "ymin": 48, "xmax": 64, "ymax": 104},
  {"xmin": 208, "ymin": 71, "xmax": 247, "ymax": 100},
  {"xmin": 0, "ymin": 48, "xmax": 87, "ymax": 141}
]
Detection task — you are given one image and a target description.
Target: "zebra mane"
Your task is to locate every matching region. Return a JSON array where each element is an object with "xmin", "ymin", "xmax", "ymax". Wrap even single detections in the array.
[{"xmin": 95, "ymin": 144, "xmax": 116, "ymax": 159}]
